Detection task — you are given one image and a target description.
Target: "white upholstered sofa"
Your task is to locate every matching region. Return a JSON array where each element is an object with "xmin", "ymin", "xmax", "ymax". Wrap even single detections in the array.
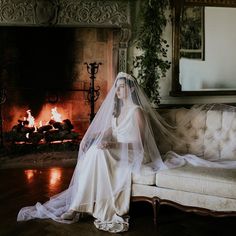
[{"xmin": 131, "ymin": 106, "xmax": 236, "ymax": 223}]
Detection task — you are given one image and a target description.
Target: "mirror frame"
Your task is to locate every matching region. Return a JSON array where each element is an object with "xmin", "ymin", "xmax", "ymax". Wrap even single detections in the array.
[{"xmin": 170, "ymin": 0, "xmax": 236, "ymax": 96}]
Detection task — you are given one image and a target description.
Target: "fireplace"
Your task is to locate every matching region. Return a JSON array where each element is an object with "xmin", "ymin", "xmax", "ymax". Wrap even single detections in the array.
[
  {"xmin": 0, "ymin": 0, "xmax": 132, "ymax": 148},
  {"xmin": 0, "ymin": 27, "xmax": 121, "ymax": 146}
]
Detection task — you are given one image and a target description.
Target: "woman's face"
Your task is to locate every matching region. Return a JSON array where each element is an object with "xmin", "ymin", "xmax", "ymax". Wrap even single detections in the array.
[{"xmin": 116, "ymin": 79, "xmax": 128, "ymax": 99}]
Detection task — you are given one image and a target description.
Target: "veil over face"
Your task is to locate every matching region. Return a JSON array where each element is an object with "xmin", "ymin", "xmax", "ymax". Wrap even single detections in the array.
[
  {"xmin": 17, "ymin": 72, "xmax": 172, "ymax": 226},
  {"xmin": 78, "ymin": 72, "xmax": 168, "ymax": 171}
]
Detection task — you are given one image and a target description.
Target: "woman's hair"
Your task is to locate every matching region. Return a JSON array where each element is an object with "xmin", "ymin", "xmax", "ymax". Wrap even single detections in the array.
[{"xmin": 112, "ymin": 77, "xmax": 139, "ymax": 118}]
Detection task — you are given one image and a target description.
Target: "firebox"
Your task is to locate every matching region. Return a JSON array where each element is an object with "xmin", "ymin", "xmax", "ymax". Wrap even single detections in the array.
[
  {"xmin": 5, "ymin": 107, "xmax": 80, "ymax": 145},
  {"xmin": 0, "ymin": 27, "xmax": 120, "ymax": 148}
]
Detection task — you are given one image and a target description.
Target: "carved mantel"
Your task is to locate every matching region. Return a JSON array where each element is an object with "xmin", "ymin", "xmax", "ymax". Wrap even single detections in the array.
[{"xmin": 0, "ymin": 0, "xmax": 132, "ymax": 72}]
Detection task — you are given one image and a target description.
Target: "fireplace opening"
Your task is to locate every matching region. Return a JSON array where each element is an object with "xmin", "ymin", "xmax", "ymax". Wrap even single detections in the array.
[
  {"xmin": 1, "ymin": 27, "xmax": 75, "ymax": 90},
  {"xmin": 0, "ymin": 27, "xmax": 119, "ymax": 153}
]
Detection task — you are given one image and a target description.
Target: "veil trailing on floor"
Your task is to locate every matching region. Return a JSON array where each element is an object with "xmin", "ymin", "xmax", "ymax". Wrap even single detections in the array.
[
  {"xmin": 17, "ymin": 72, "xmax": 236, "ymax": 229},
  {"xmin": 17, "ymin": 72, "xmax": 174, "ymax": 226}
]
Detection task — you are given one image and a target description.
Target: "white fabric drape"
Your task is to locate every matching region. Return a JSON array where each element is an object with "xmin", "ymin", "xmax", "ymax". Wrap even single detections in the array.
[
  {"xmin": 17, "ymin": 72, "xmax": 168, "ymax": 233},
  {"xmin": 163, "ymin": 104, "xmax": 236, "ymax": 169},
  {"xmin": 17, "ymin": 73, "xmax": 236, "ymax": 233}
]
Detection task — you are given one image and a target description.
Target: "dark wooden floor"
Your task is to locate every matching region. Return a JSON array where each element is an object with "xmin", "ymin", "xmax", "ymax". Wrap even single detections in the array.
[{"xmin": 0, "ymin": 167, "xmax": 235, "ymax": 236}]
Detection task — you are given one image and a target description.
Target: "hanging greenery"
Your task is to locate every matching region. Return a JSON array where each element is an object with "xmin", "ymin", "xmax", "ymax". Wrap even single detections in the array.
[{"xmin": 132, "ymin": 0, "xmax": 171, "ymax": 106}]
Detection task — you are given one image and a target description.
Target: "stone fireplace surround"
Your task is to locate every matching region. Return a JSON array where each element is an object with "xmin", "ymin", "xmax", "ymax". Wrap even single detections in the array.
[
  {"xmin": 0, "ymin": 0, "xmax": 133, "ymax": 144},
  {"xmin": 0, "ymin": 0, "xmax": 132, "ymax": 72}
]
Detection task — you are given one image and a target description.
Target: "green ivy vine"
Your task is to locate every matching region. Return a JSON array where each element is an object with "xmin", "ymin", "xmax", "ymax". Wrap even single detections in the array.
[{"xmin": 132, "ymin": 0, "xmax": 171, "ymax": 106}]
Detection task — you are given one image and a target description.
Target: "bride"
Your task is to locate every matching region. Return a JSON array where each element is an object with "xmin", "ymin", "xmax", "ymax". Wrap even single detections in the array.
[
  {"xmin": 17, "ymin": 72, "xmax": 168, "ymax": 233},
  {"xmin": 17, "ymin": 72, "xmax": 236, "ymax": 233}
]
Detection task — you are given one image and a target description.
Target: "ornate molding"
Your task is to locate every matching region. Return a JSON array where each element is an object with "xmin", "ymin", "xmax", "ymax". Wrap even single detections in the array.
[
  {"xmin": 0, "ymin": 0, "xmax": 130, "ymax": 27},
  {"xmin": 0, "ymin": 0, "xmax": 132, "ymax": 72},
  {"xmin": 58, "ymin": 0, "xmax": 130, "ymax": 27},
  {"xmin": 0, "ymin": 0, "xmax": 34, "ymax": 23},
  {"xmin": 118, "ymin": 48, "xmax": 127, "ymax": 72},
  {"xmin": 34, "ymin": 0, "xmax": 60, "ymax": 25},
  {"xmin": 118, "ymin": 27, "xmax": 132, "ymax": 72},
  {"xmin": 132, "ymin": 195, "xmax": 236, "ymax": 225}
]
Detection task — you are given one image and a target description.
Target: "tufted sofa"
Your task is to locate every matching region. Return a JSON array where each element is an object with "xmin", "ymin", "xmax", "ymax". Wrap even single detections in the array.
[{"xmin": 131, "ymin": 106, "xmax": 236, "ymax": 223}]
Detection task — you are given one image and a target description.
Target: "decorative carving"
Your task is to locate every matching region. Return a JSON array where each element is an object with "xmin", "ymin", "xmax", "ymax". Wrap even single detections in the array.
[
  {"xmin": 0, "ymin": 0, "xmax": 132, "ymax": 72},
  {"xmin": 34, "ymin": 0, "xmax": 59, "ymax": 25},
  {"xmin": 119, "ymin": 48, "xmax": 127, "ymax": 72},
  {"xmin": 118, "ymin": 27, "xmax": 131, "ymax": 72},
  {"xmin": 119, "ymin": 28, "xmax": 131, "ymax": 48},
  {"xmin": 132, "ymin": 195, "xmax": 236, "ymax": 224},
  {"xmin": 0, "ymin": 0, "xmax": 34, "ymax": 23},
  {"xmin": 58, "ymin": 0, "xmax": 130, "ymax": 27}
]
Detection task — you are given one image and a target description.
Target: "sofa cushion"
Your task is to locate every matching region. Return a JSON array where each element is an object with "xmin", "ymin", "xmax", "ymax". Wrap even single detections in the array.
[
  {"xmin": 132, "ymin": 183, "xmax": 236, "ymax": 212},
  {"xmin": 204, "ymin": 110, "xmax": 236, "ymax": 161},
  {"xmin": 132, "ymin": 165, "xmax": 156, "ymax": 185},
  {"xmin": 156, "ymin": 164, "xmax": 236, "ymax": 199},
  {"xmin": 158, "ymin": 108, "xmax": 236, "ymax": 161}
]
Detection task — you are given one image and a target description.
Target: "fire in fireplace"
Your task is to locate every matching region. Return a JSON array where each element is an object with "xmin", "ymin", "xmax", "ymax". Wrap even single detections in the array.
[
  {"xmin": 0, "ymin": 27, "xmax": 118, "ymax": 149},
  {"xmin": 6, "ymin": 106, "xmax": 79, "ymax": 145}
]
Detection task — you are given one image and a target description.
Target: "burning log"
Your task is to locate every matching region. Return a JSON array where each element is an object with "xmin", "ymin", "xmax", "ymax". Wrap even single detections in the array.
[
  {"xmin": 18, "ymin": 119, "xmax": 29, "ymax": 126},
  {"xmin": 49, "ymin": 119, "xmax": 74, "ymax": 131},
  {"xmin": 22, "ymin": 132, "xmax": 44, "ymax": 145},
  {"xmin": 12, "ymin": 122, "xmax": 35, "ymax": 134},
  {"xmin": 49, "ymin": 121, "xmax": 62, "ymax": 130},
  {"xmin": 45, "ymin": 129, "xmax": 67, "ymax": 142},
  {"xmin": 5, "ymin": 107, "xmax": 79, "ymax": 145},
  {"xmin": 62, "ymin": 119, "xmax": 74, "ymax": 130},
  {"xmin": 6, "ymin": 132, "xmax": 28, "ymax": 143},
  {"xmin": 44, "ymin": 129, "xmax": 78, "ymax": 143},
  {"xmin": 37, "ymin": 125, "xmax": 53, "ymax": 133},
  {"xmin": 11, "ymin": 116, "xmax": 33, "ymax": 132}
]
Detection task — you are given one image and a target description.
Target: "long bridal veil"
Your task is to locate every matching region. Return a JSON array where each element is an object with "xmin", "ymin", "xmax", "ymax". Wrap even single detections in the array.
[
  {"xmin": 17, "ymin": 72, "xmax": 176, "ymax": 224},
  {"xmin": 161, "ymin": 103, "xmax": 236, "ymax": 169},
  {"xmin": 17, "ymin": 72, "xmax": 236, "ymax": 226}
]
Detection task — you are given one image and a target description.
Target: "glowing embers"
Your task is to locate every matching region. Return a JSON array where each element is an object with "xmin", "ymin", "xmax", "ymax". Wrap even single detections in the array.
[{"xmin": 7, "ymin": 107, "xmax": 79, "ymax": 144}]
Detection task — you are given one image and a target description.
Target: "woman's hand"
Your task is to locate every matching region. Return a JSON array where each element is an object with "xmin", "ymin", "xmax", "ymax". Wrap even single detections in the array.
[{"xmin": 98, "ymin": 141, "xmax": 116, "ymax": 149}]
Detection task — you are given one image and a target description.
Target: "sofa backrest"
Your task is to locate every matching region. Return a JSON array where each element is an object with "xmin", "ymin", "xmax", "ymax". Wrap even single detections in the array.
[{"xmin": 157, "ymin": 107, "xmax": 236, "ymax": 161}]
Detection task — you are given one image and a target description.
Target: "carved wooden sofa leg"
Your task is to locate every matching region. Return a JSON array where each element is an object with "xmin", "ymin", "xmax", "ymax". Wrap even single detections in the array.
[
  {"xmin": 131, "ymin": 196, "xmax": 160, "ymax": 225},
  {"xmin": 152, "ymin": 197, "xmax": 160, "ymax": 224}
]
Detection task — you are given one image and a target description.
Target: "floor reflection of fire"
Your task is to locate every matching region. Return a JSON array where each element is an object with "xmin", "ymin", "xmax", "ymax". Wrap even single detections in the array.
[
  {"xmin": 24, "ymin": 169, "xmax": 37, "ymax": 184},
  {"xmin": 24, "ymin": 168, "xmax": 63, "ymax": 194},
  {"xmin": 49, "ymin": 168, "xmax": 62, "ymax": 187},
  {"xmin": 6, "ymin": 107, "xmax": 79, "ymax": 144}
]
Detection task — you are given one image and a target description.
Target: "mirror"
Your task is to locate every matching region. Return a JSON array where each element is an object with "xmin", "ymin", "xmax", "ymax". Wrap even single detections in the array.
[{"xmin": 171, "ymin": 0, "xmax": 236, "ymax": 96}]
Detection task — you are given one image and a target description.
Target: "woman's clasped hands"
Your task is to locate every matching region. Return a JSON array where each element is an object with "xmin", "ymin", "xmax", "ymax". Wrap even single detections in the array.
[{"xmin": 98, "ymin": 141, "xmax": 116, "ymax": 149}]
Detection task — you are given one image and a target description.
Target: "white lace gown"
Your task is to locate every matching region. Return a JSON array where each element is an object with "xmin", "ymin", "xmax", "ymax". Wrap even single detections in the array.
[{"xmin": 17, "ymin": 105, "xmax": 143, "ymax": 233}]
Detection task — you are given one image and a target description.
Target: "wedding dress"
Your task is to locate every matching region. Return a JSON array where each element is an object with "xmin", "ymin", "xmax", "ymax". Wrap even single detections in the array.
[
  {"xmin": 17, "ymin": 72, "xmax": 236, "ymax": 233},
  {"xmin": 17, "ymin": 72, "xmax": 167, "ymax": 233},
  {"xmin": 66, "ymin": 105, "xmax": 144, "ymax": 232}
]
